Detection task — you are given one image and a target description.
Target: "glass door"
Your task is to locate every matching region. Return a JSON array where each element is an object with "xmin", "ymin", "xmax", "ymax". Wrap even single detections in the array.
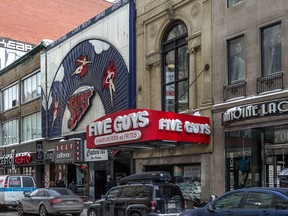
[{"xmin": 264, "ymin": 143, "xmax": 288, "ymax": 187}]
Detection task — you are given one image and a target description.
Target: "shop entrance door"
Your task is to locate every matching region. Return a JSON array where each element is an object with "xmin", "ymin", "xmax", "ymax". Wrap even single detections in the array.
[{"xmin": 264, "ymin": 143, "xmax": 288, "ymax": 187}]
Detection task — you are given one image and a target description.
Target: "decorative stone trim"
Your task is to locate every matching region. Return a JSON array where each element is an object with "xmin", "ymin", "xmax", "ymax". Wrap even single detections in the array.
[
  {"xmin": 166, "ymin": 6, "xmax": 175, "ymax": 20},
  {"xmin": 191, "ymin": 2, "xmax": 201, "ymax": 18},
  {"xmin": 149, "ymin": 24, "xmax": 157, "ymax": 39},
  {"xmin": 187, "ymin": 37, "xmax": 201, "ymax": 54},
  {"xmin": 145, "ymin": 51, "xmax": 161, "ymax": 69}
]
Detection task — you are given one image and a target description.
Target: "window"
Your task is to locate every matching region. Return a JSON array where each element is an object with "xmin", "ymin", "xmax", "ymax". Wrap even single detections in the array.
[
  {"xmin": 22, "ymin": 71, "xmax": 41, "ymax": 103},
  {"xmin": 225, "ymin": 129, "xmax": 262, "ymax": 191},
  {"xmin": 2, "ymin": 119, "xmax": 18, "ymax": 145},
  {"xmin": 273, "ymin": 195, "xmax": 288, "ymax": 210},
  {"xmin": 243, "ymin": 192, "xmax": 272, "ymax": 209},
  {"xmin": 9, "ymin": 176, "xmax": 21, "ymax": 187},
  {"xmin": 35, "ymin": 189, "xmax": 46, "ymax": 197},
  {"xmin": 213, "ymin": 191, "xmax": 244, "ymax": 209},
  {"xmin": 7, "ymin": 168, "xmax": 20, "ymax": 175},
  {"xmin": 107, "ymin": 187, "xmax": 120, "ymax": 199},
  {"xmin": 23, "ymin": 176, "xmax": 35, "ymax": 187},
  {"xmin": 227, "ymin": 0, "xmax": 244, "ymax": 8},
  {"xmin": 22, "ymin": 112, "xmax": 42, "ymax": 142},
  {"xmin": 118, "ymin": 186, "xmax": 134, "ymax": 198},
  {"xmin": 2, "ymin": 83, "xmax": 19, "ymax": 111},
  {"xmin": 228, "ymin": 37, "xmax": 245, "ymax": 84},
  {"xmin": 261, "ymin": 23, "xmax": 282, "ymax": 76},
  {"xmin": 22, "ymin": 166, "xmax": 34, "ymax": 176},
  {"xmin": 162, "ymin": 21, "xmax": 188, "ymax": 113}
]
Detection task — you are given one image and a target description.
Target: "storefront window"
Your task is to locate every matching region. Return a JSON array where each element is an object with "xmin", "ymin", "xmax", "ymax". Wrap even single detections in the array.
[
  {"xmin": 55, "ymin": 164, "xmax": 67, "ymax": 186},
  {"xmin": 264, "ymin": 127, "xmax": 288, "ymax": 187},
  {"xmin": 22, "ymin": 166, "xmax": 34, "ymax": 176},
  {"xmin": 225, "ymin": 129, "xmax": 261, "ymax": 191},
  {"xmin": 173, "ymin": 165, "xmax": 201, "ymax": 205},
  {"xmin": 7, "ymin": 168, "xmax": 20, "ymax": 175}
]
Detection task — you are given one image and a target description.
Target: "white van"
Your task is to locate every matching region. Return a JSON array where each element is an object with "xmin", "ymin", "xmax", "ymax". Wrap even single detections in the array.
[{"xmin": 0, "ymin": 175, "xmax": 37, "ymax": 209}]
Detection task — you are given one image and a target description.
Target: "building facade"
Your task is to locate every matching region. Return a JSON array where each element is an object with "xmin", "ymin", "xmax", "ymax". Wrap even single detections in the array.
[
  {"xmin": 212, "ymin": 0, "xmax": 288, "ymax": 195},
  {"xmin": 41, "ymin": 0, "xmax": 136, "ymax": 201},
  {"xmin": 133, "ymin": 0, "xmax": 213, "ymax": 201},
  {"xmin": 0, "ymin": 40, "xmax": 51, "ymax": 188},
  {"xmin": 0, "ymin": 1, "xmax": 130, "ymax": 201}
]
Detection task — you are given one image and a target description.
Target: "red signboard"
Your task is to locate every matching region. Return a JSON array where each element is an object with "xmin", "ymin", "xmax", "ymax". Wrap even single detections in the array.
[{"xmin": 86, "ymin": 109, "xmax": 211, "ymax": 149}]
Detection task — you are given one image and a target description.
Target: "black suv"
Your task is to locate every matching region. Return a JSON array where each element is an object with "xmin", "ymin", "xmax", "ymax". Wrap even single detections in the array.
[{"xmin": 87, "ymin": 172, "xmax": 185, "ymax": 216}]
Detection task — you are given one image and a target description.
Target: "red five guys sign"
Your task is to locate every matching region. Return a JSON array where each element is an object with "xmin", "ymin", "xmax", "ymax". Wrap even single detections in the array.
[{"xmin": 86, "ymin": 109, "xmax": 211, "ymax": 148}]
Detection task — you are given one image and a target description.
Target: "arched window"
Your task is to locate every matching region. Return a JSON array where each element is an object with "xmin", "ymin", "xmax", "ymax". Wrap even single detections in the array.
[{"xmin": 162, "ymin": 21, "xmax": 188, "ymax": 113}]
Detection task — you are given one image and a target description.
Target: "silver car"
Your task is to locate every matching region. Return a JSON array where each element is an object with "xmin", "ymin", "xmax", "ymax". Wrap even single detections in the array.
[{"xmin": 17, "ymin": 187, "xmax": 84, "ymax": 216}]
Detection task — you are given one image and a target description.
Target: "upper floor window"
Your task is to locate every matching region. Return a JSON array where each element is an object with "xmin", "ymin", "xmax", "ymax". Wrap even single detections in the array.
[
  {"xmin": 227, "ymin": 0, "xmax": 244, "ymax": 8},
  {"xmin": 2, "ymin": 83, "xmax": 19, "ymax": 111},
  {"xmin": 22, "ymin": 111, "xmax": 42, "ymax": 142},
  {"xmin": 261, "ymin": 23, "xmax": 282, "ymax": 76},
  {"xmin": 22, "ymin": 71, "xmax": 41, "ymax": 103},
  {"xmin": 162, "ymin": 21, "xmax": 188, "ymax": 113},
  {"xmin": 2, "ymin": 119, "xmax": 18, "ymax": 145},
  {"xmin": 228, "ymin": 36, "xmax": 245, "ymax": 84}
]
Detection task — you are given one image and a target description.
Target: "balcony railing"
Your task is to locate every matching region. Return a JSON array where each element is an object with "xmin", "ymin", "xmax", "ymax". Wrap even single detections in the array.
[
  {"xmin": 257, "ymin": 72, "xmax": 284, "ymax": 94},
  {"xmin": 223, "ymin": 81, "xmax": 246, "ymax": 101}
]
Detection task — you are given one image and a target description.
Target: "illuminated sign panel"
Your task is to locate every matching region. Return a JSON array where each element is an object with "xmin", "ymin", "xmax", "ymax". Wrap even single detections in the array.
[{"xmin": 86, "ymin": 109, "xmax": 211, "ymax": 148}]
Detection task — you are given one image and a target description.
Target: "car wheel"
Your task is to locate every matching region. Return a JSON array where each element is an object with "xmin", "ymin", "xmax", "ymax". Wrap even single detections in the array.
[
  {"xmin": 130, "ymin": 212, "xmax": 141, "ymax": 216},
  {"xmin": 39, "ymin": 205, "xmax": 48, "ymax": 216},
  {"xmin": 88, "ymin": 209, "xmax": 97, "ymax": 216},
  {"xmin": 17, "ymin": 203, "xmax": 25, "ymax": 216}
]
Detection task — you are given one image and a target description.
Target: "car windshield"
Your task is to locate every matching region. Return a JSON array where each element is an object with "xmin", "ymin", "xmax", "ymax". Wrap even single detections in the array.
[{"xmin": 49, "ymin": 188, "xmax": 73, "ymax": 196}]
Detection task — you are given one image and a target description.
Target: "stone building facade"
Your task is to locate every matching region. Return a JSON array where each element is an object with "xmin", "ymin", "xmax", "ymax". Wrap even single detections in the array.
[
  {"xmin": 213, "ymin": 0, "xmax": 288, "ymax": 194},
  {"xmin": 134, "ymin": 0, "xmax": 214, "ymax": 200}
]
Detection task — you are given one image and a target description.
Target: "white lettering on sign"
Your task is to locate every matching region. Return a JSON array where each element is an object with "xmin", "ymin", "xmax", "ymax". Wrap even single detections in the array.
[
  {"xmin": 223, "ymin": 105, "xmax": 258, "ymax": 123},
  {"xmin": 88, "ymin": 111, "xmax": 149, "ymax": 136},
  {"xmin": 229, "ymin": 153, "xmax": 235, "ymax": 190},
  {"xmin": 223, "ymin": 100, "xmax": 288, "ymax": 124},
  {"xmin": 158, "ymin": 119, "xmax": 211, "ymax": 134},
  {"xmin": 56, "ymin": 152, "xmax": 71, "ymax": 159},
  {"xmin": 0, "ymin": 151, "xmax": 32, "ymax": 166},
  {"xmin": 89, "ymin": 118, "xmax": 112, "ymax": 136},
  {"xmin": 0, "ymin": 38, "xmax": 33, "ymax": 51},
  {"xmin": 94, "ymin": 130, "xmax": 141, "ymax": 145},
  {"xmin": 184, "ymin": 122, "xmax": 211, "ymax": 134},
  {"xmin": 159, "ymin": 119, "xmax": 182, "ymax": 132}
]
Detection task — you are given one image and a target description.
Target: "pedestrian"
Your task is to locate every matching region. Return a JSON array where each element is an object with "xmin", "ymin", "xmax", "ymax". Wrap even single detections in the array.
[
  {"xmin": 68, "ymin": 179, "xmax": 78, "ymax": 194},
  {"xmin": 56, "ymin": 179, "xmax": 66, "ymax": 187},
  {"xmin": 106, "ymin": 175, "xmax": 117, "ymax": 192}
]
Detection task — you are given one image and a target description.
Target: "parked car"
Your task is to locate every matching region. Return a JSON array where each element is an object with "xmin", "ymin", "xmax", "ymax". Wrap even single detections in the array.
[
  {"xmin": 0, "ymin": 175, "xmax": 36, "ymax": 209},
  {"xmin": 179, "ymin": 187, "xmax": 288, "ymax": 216},
  {"xmin": 87, "ymin": 171, "xmax": 185, "ymax": 216},
  {"xmin": 17, "ymin": 187, "xmax": 84, "ymax": 216}
]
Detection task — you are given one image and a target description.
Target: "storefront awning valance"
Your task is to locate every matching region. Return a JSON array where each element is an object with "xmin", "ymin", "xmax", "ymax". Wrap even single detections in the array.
[{"xmin": 86, "ymin": 109, "xmax": 211, "ymax": 150}]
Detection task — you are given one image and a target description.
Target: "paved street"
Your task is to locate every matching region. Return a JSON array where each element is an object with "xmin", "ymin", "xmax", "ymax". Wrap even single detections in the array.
[{"xmin": 0, "ymin": 207, "xmax": 88, "ymax": 216}]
